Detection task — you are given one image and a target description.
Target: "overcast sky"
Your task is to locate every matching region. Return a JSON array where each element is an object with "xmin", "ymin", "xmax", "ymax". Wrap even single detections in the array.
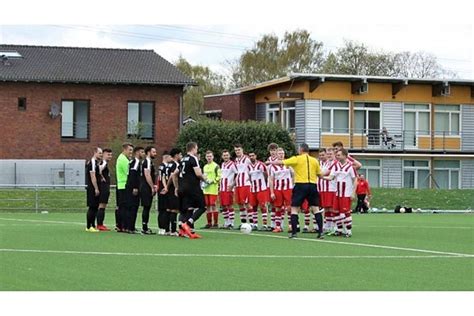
[{"xmin": 0, "ymin": 0, "xmax": 474, "ymax": 79}]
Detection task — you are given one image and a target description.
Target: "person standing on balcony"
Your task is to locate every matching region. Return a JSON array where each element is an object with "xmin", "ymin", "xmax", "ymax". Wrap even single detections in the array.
[
  {"xmin": 332, "ymin": 141, "xmax": 362, "ymax": 170},
  {"xmin": 355, "ymin": 174, "xmax": 371, "ymax": 213},
  {"xmin": 381, "ymin": 127, "xmax": 395, "ymax": 149}
]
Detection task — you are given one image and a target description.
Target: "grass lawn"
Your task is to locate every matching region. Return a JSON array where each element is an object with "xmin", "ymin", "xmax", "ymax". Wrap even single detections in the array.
[
  {"xmin": 0, "ymin": 188, "xmax": 472, "ymax": 212},
  {"xmin": 0, "ymin": 212, "xmax": 472, "ymax": 291}
]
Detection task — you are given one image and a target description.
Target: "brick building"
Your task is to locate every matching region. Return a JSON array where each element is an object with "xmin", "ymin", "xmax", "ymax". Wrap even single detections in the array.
[{"xmin": 0, "ymin": 44, "xmax": 194, "ymax": 160}]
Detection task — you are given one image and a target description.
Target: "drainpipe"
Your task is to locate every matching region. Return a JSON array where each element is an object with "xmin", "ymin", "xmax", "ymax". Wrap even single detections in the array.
[{"xmin": 179, "ymin": 85, "xmax": 186, "ymax": 129}]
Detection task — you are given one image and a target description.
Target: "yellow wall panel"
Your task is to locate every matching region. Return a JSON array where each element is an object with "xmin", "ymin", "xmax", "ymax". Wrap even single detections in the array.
[
  {"xmin": 433, "ymin": 137, "xmax": 461, "ymax": 150},
  {"xmin": 418, "ymin": 136, "xmax": 432, "ymax": 149},
  {"xmin": 321, "ymin": 134, "xmax": 350, "ymax": 148}
]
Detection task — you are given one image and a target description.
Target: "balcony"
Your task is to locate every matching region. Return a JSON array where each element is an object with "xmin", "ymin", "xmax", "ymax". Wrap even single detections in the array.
[{"xmin": 294, "ymin": 127, "xmax": 472, "ymax": 152}]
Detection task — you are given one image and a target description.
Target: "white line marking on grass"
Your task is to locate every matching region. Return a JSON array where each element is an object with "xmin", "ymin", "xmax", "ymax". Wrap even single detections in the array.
[
  {"xmin": 1, "ymin": 217, "xmax": 473, "ymax": 258},
  {"xmin": 201, "ymin": 230, "xmax": 474, "ymax": 257},
  {"xmin": 0, "ymin": 248, "xmax": 471, "ymax": 259},
  {"xmin": 0, "ymin": 218, "xmax": 83, "ymax": 225}
]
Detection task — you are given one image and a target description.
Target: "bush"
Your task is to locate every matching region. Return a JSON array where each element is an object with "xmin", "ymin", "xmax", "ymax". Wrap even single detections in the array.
[{"xmin": 176, "ymin": 120, "xmax": 297, "ymax": 164}]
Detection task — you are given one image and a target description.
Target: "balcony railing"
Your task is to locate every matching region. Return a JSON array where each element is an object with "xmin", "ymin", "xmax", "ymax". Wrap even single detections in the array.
[{"xmin": 292, "ymin": 127, "xmax": 471, "ymax": 151}]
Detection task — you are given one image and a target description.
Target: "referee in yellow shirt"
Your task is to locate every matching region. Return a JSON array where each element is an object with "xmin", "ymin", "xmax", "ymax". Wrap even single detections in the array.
[{"xmin": 269, "ymin": 143, "xmax": 325, "ymax": 239}]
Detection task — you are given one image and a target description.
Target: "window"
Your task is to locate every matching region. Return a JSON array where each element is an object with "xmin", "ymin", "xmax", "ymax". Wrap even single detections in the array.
[
  {"xmin": 61, "ymin": 100, "xmax": 89, "ymax": 139},
  {"xmin": 403, "ymin": 160, "xmax": 430, "ymax": 189},
  {"xmin": 435, "ymin": 105, "xmax": 460, "ymax": 136},
  {"xmin": 127, "ymin": 102, "xmax": 154, "ymax": 139},
  {"xmin": 404, "ymin": 104, "xmax": 431, "ymax": 147},
  {"xmin": 433, "ymin": 160, "xmax": 460, "ymax": 189},
  {"xmin": 18, "ymin": 97, "xmax": 26, "ymax": 111},
  {"xmin": 321, "ymin": 101, "xmax": 349, "ymax": 133},
  {"xmin": 265, "ymin": 102, "xmax": 295, "ymax": 130},
  {"xmin": 354, "ymin": 102, "xmax": 381, "ymax": 145},
  {"xmin": 357, "ymin": 159, "xmax": 381, "ymax": 187},
  {"xmin": 282, "ymin": 102, "xmax": 296, "ymax": 131}
]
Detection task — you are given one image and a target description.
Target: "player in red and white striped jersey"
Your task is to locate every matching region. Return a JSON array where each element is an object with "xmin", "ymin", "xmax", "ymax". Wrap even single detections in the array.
[
  {"xmin": 266, "ymin": 143, "xmax": 279, "ymax": 230},
  {"xmin": 233, "ymin": 144, "xmax": 252, "ymax": 226},
  {"xmin": 219, "ymin": 150, "xmax": 238, "ymax": 229},
  {"xmin": 247, "ymin": 151, "xmax": 270, "ymax": 230},
  {"xmin": 268, "ymin": 148, "xmax": 294, "ymax": 233},
  {"xmin": 324, "ymin": 148, "xmax": 357, "ymax": 237},
  {"xmin": 332, "ymin": 141, "xmax": 362, "ymax": 170},
  {"xmin": 318, "ymin": 147, "xmax": 338, "ymax": 234}
]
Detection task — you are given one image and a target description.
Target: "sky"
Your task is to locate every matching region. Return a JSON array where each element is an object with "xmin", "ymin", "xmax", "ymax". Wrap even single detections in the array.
[{"xmin": 1, "ymin": 24, "xmax": 473, "ymax": 80}]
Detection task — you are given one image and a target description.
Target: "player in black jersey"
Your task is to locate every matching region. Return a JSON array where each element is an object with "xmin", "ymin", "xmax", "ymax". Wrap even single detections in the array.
[
  {"xmin": 162, "ymin": 148, "xmax": 182, "ymax": 236},
  {"xmin": 157, "ymin": 150, "xmax": 171, "ymax": 235},
  {"xmin": 85, "ymin": 147, "xmax": 103, "ymax": 232},
  {"xmin": 175, "ymin": 142, "xmax": 207, "ymax": 239},
  {"xmin": 125, "ymin": 146, "xmax": 144, "ymax": 233},
  {"xmin": 140, "ymin": 146, "xmax": 157, "ymax": 235},
  {"xmin": 97, "ymin": 148, "xmax": 113, "ymax": 231}
]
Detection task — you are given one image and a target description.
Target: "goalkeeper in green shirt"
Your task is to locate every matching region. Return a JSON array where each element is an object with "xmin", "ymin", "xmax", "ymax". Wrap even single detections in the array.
[{"xmin": 202, "ymin": 150, "xmax": 221, "ymax": 228}]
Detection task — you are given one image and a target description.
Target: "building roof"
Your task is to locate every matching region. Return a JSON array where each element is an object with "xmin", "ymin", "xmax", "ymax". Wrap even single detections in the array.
[
  {"xmin": 0, "ymin": 44, "xmax": 195, "ymax": 86},
  {"xmin": 208, "ymin": 73, "xmax": 474, "ymax": 96}
]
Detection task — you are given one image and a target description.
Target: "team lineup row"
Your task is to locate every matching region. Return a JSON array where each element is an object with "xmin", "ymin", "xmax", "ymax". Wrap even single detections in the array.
[{"xmin": 84, "ymin": 141, "xmax": 363, "ymax": 239}]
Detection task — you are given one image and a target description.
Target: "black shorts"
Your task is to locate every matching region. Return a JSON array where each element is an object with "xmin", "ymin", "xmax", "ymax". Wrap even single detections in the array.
[
  {"xmin": 99, "ymin": 182, "xmax": 110, "ymax": 204},
  {"xmin": 86, "ymin": 187, "xmax": 100, "ymax": 208},
  {"xmin": 291, "ymin": 183, "xmax": 319, "ymax": 208},
  {"xmin": 179, "ymin": 189, "xmax": 205, "ymax": 213},
  {"xmin": 166, "ymin": 191, "xmax": 180, "ymax": 210},
  {"xmin": 140, "ymin": 185, "xmax": 154, "ymax": 207}
]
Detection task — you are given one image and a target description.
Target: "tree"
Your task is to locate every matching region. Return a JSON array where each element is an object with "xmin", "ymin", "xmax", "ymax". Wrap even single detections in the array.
[
  {"xmin": 228, "ymin": 30, "xmax": 325, "ymax": 88},
  {"xmin": 175, "ymin": 56, "xmax": 226, "ymax": 119},
  {"xmin": 322, "ymin": 40, "xmax": 453, "ymax": 78}
]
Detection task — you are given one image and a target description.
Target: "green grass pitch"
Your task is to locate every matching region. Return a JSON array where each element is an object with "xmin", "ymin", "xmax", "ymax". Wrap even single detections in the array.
[{"xmin": 0, "ymin": 212, "xmax": 473, "ymax": 291}]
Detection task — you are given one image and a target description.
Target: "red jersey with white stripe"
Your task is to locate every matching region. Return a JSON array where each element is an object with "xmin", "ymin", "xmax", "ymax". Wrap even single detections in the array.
[
  {"xmin": 269, "ymin": 164, "xmax": 294, "ymax": 191},
  {"xmin": 247, "ymin": 161, "xmax": 268, "ymax": 193},
  {"xmin": 235, "ymin": 155, "xmax": 251, "ymax": 187},
  {"xmin": 318, "ymin": 159, "xmax": 337, "ymax": 192},
  {"xmin": 219, "ymin": 160, "xmax": 238, "ymax": 192},
  {"xmin": 330, "ymin": 161, "xmax": 357, "ymax": 198}
]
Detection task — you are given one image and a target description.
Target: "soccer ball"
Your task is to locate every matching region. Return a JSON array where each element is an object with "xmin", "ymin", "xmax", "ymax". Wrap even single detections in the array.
[
  {"xmin": 240, "ymin": 223, "xmax": 252, "ymax": 234},
  {"xmin": 400, "ymin": 207, "xmax": 406, "ymax": 213}
]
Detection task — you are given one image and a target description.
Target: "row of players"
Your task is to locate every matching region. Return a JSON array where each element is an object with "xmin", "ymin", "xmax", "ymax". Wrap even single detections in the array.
[
  {"xmin": 158, "ymin": 142, "xmax": 361, "ymax": 237},
  {"xmin": 84, "ymin": 141, "xmax": 361, "ymax": 238}
]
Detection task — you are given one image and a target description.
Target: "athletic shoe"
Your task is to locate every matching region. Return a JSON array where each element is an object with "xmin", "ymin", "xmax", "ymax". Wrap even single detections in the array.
[
  {"xmin": 316, "ymin": 234, "xmax": 325, "ymax": 239},
  {"xmin": 334, "ymin": 231, "xmax": 343, "ymax": 237},
  {"xmin": 128, "ymin": 229, "xmax": 138, "ymax": 234},
  {"xmin": 344, "ymin": 232, "xmax": 352, "ymax": 238},
  {"xmin": 190, "ymin": 232, "xmax": 202, "ymax": 239},
  {"xmin": 181, "ymin": 223, "xmax": 194, "ymax": 238},
  {"xmin": 97, "ymin": 225, "xmax": 110, "ymax": 231},
  {"xmin": 252, "ymin": 225, "xmax": 258, "ymax": 231},
  {"xmin": 302, "ymin": 227, "xmax": 310, "ymax": 233},
  {"xmin": 272, "ymin": 227, "xmax": 282, "ymax": 233},
  {"xmin": 141, "ymin": 229, "xmax": 155, "ymax": 235},
  {"xmin": 169, "ymin": 232, "xmax": 179, "ymax": 237},
  {"xmin": 289, "ymin": 233, "xmax": 297, "ymax": 239},
  {"xmin": 226, "ymin": 224, "xmax": 234, "ymax": 230},
  {"xmin": 212, "ymin": 224, "xmax": 219, "ymax": 229},
  {"xmin": 86, "ymin": 227, "xmax": 99, "ymax": 232},
  {"xmin": 178, "ymin": 229, "xmax": 186, "ymax": 237},
  {"xmin": 202, "ymin": 224, "xmax": 212, "ymax": 229},
  {"xmin": 158, "ymin": 229, "xmax": 166, "ymax": 236}
]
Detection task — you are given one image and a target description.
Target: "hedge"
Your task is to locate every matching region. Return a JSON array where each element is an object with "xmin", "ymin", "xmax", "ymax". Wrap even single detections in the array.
[{"xmin": 176, "ymin": 120, "xmax": 297, "ymax": 164}]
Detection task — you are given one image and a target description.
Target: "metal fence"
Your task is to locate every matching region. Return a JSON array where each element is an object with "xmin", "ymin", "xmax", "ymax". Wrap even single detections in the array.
[
  {"xmin": 0, "ymin": 160, "xmax": 86, "ymax": 186},
  {"xmin": 0, "ymin": 184, "xmax": 158, "ymax": 213}
]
